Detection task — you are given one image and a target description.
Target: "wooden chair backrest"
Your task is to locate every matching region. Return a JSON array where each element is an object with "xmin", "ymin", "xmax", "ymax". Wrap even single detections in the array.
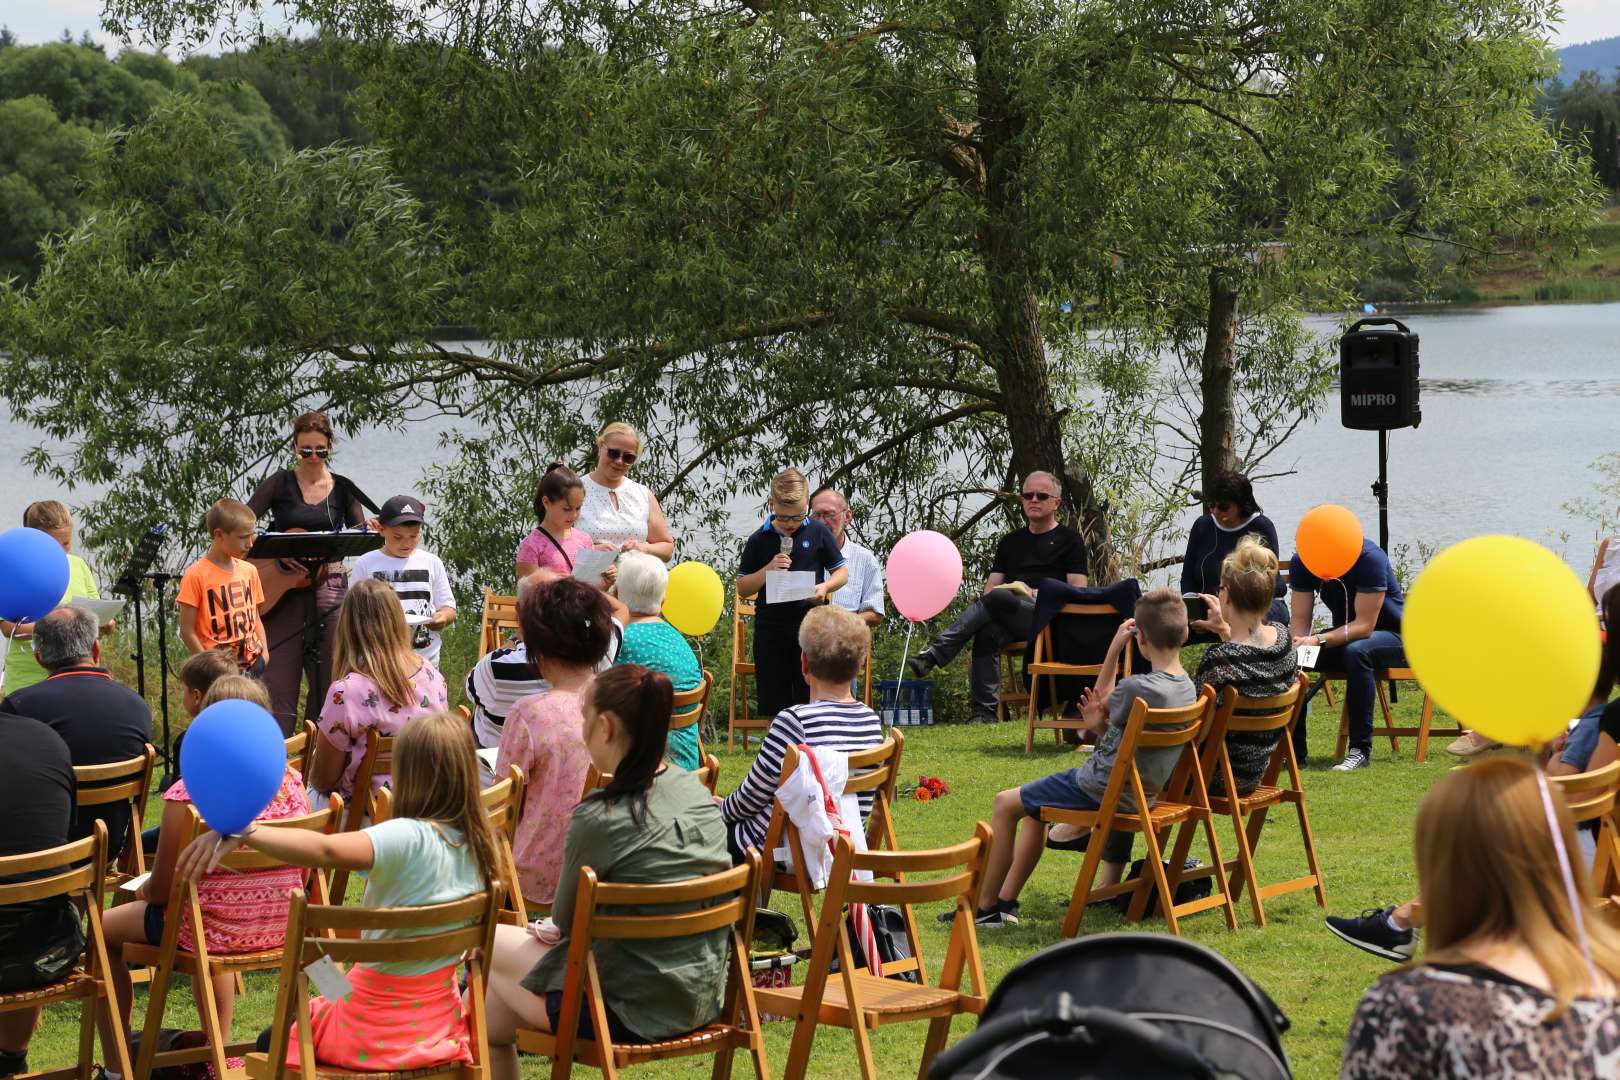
[
  {"xmin": 481, "ymin": 589, "xmax": 521, "ymax": 656},
  {"xmin": 284, "ymin": 722, "xmax": 314, "ymax": 779},
  {"xmin": 265, "ymin": 887, "xmax": 501, "ymax": 1078},
  {"xmin": 1094, "ymin": 688, "xmax": 1215, "ymax": 811},
  {"xmin": 480, "ymin": 764, "xmax": 529, "ymax": 920},
  {"xmin": 582, "ymin": 755, "xmax": 723, "ymax": 798},
  {"xmin": 1199, "ymin": 674, "xmax": 1309, "ymax": 795},
  {"xmin": 344, "ymin": 729, "xmax": 397, "ymax": 830},
  {"xmin": 731, "ymin": 590, "xmax": 754, "ymax": 665},
  {"xmin": 1033, "ymin": 602, "xmax": 1135, "ymax": 675},
  {"xmin": 841, "ymin": 732, "xmax": 904, "ymax": 799},
  {"xmin": 1551, "ymin": 760, "xmax": 1620, "ymax": 824},
  {"xmin": 74, "ymin": 744, "xmax": 157, "ymax": 878},
  {"xmin": 162, "ymin": 798, "xmax": 342, "ymax": 891},
  {"xmin": 672, "ymin": 669, "xmax": 715, "ymax": 751},
  {"xmin": 0, "ymin": 826, "xmax": 107, "ymax": 910}
]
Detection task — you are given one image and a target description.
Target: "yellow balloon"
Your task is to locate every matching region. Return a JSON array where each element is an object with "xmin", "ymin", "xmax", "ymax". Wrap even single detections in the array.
[
  {"xmin": 1404, "ymin": 535, "xmax": 1600, "ymax": 747},
  {"xmin": 662, "ymin": 561, "xmax": 724, "ymax": 637}
]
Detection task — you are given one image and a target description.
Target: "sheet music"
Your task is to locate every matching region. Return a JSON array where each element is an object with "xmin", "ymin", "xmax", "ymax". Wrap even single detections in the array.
[
  {"xmin": 70, "ymin": 597, "xmax": 125, "ymax": 621},
  {"xmin": 766, "ymin": 570, "xmax": 817, "ymax": 604},
  {"xmin": 571, "ymin": 548, "xmax": 617, "ymax": 584}
]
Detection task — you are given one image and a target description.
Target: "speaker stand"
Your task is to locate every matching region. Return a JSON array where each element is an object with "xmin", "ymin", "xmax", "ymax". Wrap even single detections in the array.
[{"xmin": 1372, "ymin": 428, "xmax": 1390, "ymax": 553}]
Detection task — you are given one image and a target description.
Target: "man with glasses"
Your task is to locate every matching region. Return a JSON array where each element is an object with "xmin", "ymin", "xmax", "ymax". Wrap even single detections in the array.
[
  {"xmin": 809, "ymin": 487, "xmax": 884, "ymax": 629},
  {"xmin": 908, "ymin": 472, "xmax": 1089, "ymax": 723}
]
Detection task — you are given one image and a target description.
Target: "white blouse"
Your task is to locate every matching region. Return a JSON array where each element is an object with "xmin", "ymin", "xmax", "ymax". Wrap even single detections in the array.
[{"xmin": 579, "ymin": 475, "xmax": 652, "ymax": 551}]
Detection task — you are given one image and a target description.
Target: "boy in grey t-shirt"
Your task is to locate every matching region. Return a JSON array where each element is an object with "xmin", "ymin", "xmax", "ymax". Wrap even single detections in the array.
[{"xmin": 957, "ymin": 589, "xmax": 1194, "ymax": 928}]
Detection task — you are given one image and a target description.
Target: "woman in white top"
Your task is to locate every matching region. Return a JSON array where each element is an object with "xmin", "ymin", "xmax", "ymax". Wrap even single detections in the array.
[{"xmin": 578, "ymin": 422, "xmax": 676, "ymax": 561}]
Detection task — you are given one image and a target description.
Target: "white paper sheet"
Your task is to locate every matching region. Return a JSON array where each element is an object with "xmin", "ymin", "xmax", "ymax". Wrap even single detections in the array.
[
  {"xmin": 477, "ymin": 747, "xmax": 501, "ymax": 773},
  {"xmin": 120, "ymin": 871, "xmax": 151, "ymax": 894},
  {"xmin": 70, "ymin": 597, "xmax": 125, "ymax": 621},
  {"xmin": 571, "ymin": 548, "xmax": 618, "ymax": 584},
  {"xmin": 766, "ymin": 570, "xmax": 817, "ymax": 604}
]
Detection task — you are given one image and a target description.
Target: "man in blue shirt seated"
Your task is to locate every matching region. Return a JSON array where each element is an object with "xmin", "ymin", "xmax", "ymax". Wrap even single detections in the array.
[{"xmin": 1289, "ymin": 535, "xmax": 1405, "ymax": 772}]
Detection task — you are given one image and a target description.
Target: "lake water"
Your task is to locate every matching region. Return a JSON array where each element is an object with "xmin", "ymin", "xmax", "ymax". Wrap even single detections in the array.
[{"xmin": 4, "ymin": 302, "xmax": 1617, "ymax": 580}]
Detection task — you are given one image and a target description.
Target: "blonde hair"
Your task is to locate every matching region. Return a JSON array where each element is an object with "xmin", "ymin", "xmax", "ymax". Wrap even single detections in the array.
[
  {"xmin": 333, "ymin": 578, "xmax": 419, "ymax": 709},
  {"xmin": 799, "ymin": 604, "xmax": 869, "ymax": 683},
  {"xmin": 595, "ymin": 422, "xmax": 642, "ymax": 452},
  {"xmin": 202, "ymin": 673, "xmax": 272, "ymax": 710},
  {"xmin": 770, "ymin": 468, "xmax": 809, "ymax": 512},
  {"xmin": 205, "ymin": 498, "xmax": 256, "ymax": 535},
  {"xmin": 392, "ymin": 713, "xmax": 501, "ymax": 891},
  {"xmin": 23, "ymin": 500, "xmax": 72, "ymax": 532},
  {"xmin": 1134, "ymin": 587, "xmax": 1189, "ymax": 652},
  {"xmin": 1220, "ymin": 536, "xmax": 1280, "ymax": 615},
  {"xmin": 1417, "ymin": 758, "xmax": 1620, "ymax": 1017}
]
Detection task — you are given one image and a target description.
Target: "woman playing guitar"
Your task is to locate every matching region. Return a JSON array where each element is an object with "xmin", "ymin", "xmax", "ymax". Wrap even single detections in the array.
[{"xmin": 247, "ymin": 411, "xmax": 375, "ymax": 735}]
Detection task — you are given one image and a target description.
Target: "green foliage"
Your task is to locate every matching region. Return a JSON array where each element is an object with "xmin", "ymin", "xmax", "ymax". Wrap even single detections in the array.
[
  {"xmin": 0, "ymin": 96, "xmax": 95, "ymax": 283},
  {"xmin": 6, "ymin": 0, "xmax": 1604, "ymax": 586}
]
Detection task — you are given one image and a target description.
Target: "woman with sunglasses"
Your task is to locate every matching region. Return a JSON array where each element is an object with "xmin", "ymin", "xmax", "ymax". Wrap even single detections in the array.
[
  {"xmin": 246, "ymin": 410, "xmax": 376, "ymax": 733},
  {"xmin": 578, "ymin": 422, "xmax": 676, "ymax": 561},
  {"xmin": 1180, "ymin": 471, "xmax": 1287, "ymax": 629}
]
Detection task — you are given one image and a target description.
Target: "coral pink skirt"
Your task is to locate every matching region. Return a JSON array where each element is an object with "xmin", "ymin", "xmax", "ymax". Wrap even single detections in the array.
[{"xmin": 288, "ymin": 963, "xmax": 472, "ymax": 1071}]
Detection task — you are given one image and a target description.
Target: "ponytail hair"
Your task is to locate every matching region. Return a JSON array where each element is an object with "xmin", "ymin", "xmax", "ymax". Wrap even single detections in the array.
[
  {"xmin": 534, "ymin": 462, "xmax": 584, "ymax": 523},
  {"xmin": 586, "ymin": 664, "xmax": 673, "ymax": 828}
]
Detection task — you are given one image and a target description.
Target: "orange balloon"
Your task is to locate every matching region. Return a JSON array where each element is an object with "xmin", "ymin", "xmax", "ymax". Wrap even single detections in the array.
[{"xmin": 1295, "ymin": 504, "xmax": 1364, "ymax": 579}]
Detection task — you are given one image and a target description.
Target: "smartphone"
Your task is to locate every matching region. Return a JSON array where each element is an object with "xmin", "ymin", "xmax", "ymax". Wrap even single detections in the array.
[{"xmin": 1182, "ymin": 593, "xmax": 1208, "ymax": 623}]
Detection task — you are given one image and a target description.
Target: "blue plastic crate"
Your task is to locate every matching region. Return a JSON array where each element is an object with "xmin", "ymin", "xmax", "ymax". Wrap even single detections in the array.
[{"xmin": 877, "ymin": 679, "xmax": 934, "ymax": 726}]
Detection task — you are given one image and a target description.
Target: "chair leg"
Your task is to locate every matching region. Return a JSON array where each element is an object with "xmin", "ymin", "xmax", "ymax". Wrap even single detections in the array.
[
  {"xmin": 1024, "ymin": 677, "xmax": 1038, "ymax": 754},
  {"xmin": 781, "ymin": 1009, "xmax": 820, "ymax": 1080},
  {"xmin": 1293, "ymin": 794, "xmax": 1330, "ymax": 909},
  {"xmin": 1374, "ymin": 679, "xmax": 1401, "ymax": 754},
  {"xmin": 1229, "ymin": 804, "xmax": 1267, "ymax": 927},
  {"xmin": 850, "ymin": 1002, "xmax": 880, "ymax": 1080},
  {"xmin": 192, "ymin": 965, "xmax": 232, "ymax": 1080},
  {"xmin": 1060, "ymin": 825, "xmax": 1109, "ymax": 939},
  {"xmin": 1199, "ymin": 811, "xmax": 1239, "ymax": 931},
  {"xmin": 135, "ymin": 957, "xmax": 177, "ymax": 1080},
  {"xmin": 1138, "ymin": 823, "xmax": 1181, "ymax": 936},
  {"xmin": 1334, "ymin": 686, "xmax": 1350, "ymax": 759},
  {"xmin": 917, "ymin": 1015, "xmax": 955, "ymax": 1080},
  {"xmin": 77, "ymin": 990, "xmax": 97, "ymax": 1080},
  {"xmin": 1415, "ymin": 694, "xmax": 1436, "ymax": 764}
]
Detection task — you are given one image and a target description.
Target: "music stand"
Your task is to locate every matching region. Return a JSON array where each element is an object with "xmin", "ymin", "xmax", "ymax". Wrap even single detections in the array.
[
  {"xmin": 256, "ymin": 531, "xmax": 385, "ymax": 659},
  {"xmin": 112, "ymin": 523, "xmax": 179, "ymax": 772}
]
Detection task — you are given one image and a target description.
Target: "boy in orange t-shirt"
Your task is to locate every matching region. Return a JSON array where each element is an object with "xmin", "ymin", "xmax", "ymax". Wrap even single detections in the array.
[{"xmin": 177, "ymin": 499, "xmax": 268, "ymax": 674}]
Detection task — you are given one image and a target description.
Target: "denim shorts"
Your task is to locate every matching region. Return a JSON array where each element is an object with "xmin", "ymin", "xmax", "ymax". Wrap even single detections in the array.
[{"xmin": 1019, "ymin": 769, "xmax": 1134, "ymax": 864}]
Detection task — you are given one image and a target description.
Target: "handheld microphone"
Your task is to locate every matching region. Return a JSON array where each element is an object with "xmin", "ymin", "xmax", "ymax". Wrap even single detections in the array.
[{"xmin": 779, "ymin": 534, "xmax": 793, "ymax": 558}]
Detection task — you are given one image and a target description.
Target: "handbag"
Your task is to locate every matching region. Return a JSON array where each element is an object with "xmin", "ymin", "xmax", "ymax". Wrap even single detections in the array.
[
  {"xmin": 843, "ymin": 904, "xmax": 920, "ymax": 983},
  {"xmin": 0, "ymin": 897, "xmax": 87, "ymax": 992}
]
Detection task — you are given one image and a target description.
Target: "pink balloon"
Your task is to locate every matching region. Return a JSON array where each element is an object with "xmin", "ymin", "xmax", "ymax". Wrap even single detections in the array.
[{"xmin": 887, "ymin": 530, "xmax": 964, "ymax": 621}]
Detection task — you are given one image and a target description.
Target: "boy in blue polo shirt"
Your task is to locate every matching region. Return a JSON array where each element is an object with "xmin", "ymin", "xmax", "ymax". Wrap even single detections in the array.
[
  {"xmin": 737, "ymin": 468, "xmax": 848, "ymax": 717},
  {"xmin": 1288, "ymin": 535, "xmax": 1405, "ymax": 772}
]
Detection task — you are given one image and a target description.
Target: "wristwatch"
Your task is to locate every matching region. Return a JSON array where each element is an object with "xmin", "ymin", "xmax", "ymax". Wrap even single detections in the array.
[{"xmin": 1314, "ymin": 633, "xmax": 1324, "ymax": 648}]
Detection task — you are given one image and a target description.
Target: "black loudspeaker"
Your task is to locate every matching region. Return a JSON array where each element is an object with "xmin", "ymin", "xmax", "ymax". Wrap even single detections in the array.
[{"xmin": 1339, "ymin": 317, "xmax": 1420, "ymax": 431}]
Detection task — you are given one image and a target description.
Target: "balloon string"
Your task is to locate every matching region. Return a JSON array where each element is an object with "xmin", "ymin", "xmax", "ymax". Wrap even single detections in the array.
[
  {"xmin": 0, "ymin": 620, "xmax": 15, "ymax": 694},
  {"xmin": 1536, "ymin": 767, "xmax": 1599, "ymax": 994},
  {"xmin": 891, "ymin": 622, "xmax": 917, "ymax": 731}
]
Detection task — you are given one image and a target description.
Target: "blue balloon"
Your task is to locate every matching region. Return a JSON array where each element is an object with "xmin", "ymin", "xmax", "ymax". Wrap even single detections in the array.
[
  {"xmin": 0, "ymin": 528, "xmax": 71, "ymax": 623},
  {"xmin": 179, "ymin": 700, "xmax": 288, "ymax": 835}
]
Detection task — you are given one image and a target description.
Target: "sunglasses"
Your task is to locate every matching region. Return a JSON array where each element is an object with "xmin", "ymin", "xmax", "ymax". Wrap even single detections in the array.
[
  {"xmin": 1020, "ymin": 491, "xmax": 1055, "ymax": 503},
  {"xmin": 296, "ymin": 447, "xmax": 330, "ymax": 459},
  {"xmin": 605, "ymin": 448, "xmax": 638, "ymax": 465}
]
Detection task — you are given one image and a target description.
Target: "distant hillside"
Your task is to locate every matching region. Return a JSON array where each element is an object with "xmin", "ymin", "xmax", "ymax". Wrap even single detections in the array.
[{"xmin": 1557, "ymin": 36, "xmax": 1620, "ymax": 81}]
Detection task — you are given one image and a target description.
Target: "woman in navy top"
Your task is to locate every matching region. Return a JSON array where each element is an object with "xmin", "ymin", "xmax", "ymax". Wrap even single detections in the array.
[{"xmin": 1181, "ymin": 472, "xmax": 1286, "ymax": 602}]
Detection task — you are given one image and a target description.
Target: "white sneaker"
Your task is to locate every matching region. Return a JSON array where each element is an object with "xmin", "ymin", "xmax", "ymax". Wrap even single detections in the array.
[{"xmin": 1333, "ymin": 748, "xmax": 1370, "ymax": 772}]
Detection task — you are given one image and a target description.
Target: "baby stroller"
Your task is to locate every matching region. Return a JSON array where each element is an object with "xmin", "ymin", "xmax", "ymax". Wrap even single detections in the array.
[{"xmin": 928, "ymin": 933, "xmax": 1292, "ymax": 1080}]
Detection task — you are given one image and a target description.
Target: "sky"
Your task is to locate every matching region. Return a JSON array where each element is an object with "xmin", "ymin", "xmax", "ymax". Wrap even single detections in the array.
[{"xmin": 4, "ymin": 0, "xmax": 1620, "ymax": 52}]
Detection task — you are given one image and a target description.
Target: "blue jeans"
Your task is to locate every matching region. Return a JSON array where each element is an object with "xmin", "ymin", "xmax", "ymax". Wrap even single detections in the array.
[{"xmin": 1300, "ymin": 631, "xmax": 1407, "ymax": 757}]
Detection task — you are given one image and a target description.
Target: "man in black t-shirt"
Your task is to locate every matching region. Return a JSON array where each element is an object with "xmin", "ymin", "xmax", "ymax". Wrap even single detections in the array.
[
  {"xmin": 908, "ymin": 472, "xmax": 1089, "ymax": 723},
  {"xmin": 0, "ymin": 605, "xmax": 152, "ymax": 859}
]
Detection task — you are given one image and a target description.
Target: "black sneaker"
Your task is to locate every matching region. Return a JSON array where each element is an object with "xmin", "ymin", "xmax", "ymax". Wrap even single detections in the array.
[
  {"xmin": 1332, "ymin": 748, "xmax": 1370, "ymax": 772},
  {"xmin": 940, "ymin": 899, "xmax": 1019, "ymax": 927},
  {"xmin": 906, "ymin": 652, "xmax": 935, "ymax": 679},
  {"xmin": 1325, "ymin": 907, "xmax": 1417, "ymax": 961}
]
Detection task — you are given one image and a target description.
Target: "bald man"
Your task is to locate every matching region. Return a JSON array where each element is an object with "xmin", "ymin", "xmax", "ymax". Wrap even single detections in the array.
[{"xmin": 908, "ymin": 472, "xmax": 1088, "ymax": 723}]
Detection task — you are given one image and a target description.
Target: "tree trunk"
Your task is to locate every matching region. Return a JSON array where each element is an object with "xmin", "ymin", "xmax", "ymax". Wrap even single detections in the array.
[
  {"xmin": 1198, "ymin": 267, "xmax": 1241, "ymax": 499},
  {"xmin": 970, "ymin": 2, "xmax": 1120, "ymax": 582}
]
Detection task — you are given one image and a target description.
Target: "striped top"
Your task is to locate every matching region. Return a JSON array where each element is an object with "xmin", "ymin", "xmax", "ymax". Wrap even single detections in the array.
[{"xmin": 720, "ymin": 699, "xmax": 884, "ymax": 855}]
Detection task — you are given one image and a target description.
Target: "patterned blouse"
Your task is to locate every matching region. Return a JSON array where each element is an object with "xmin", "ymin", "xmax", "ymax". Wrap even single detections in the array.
[
  {"xmin": 162, "ymin": 765, "xmax": 309, "ymax": 954},
  {"xmin": 318, "ymin": 662, "xmax": 450, "ymax": 799},
  {"xmin": 1342, "ymin": 963, "xmax": 1620, "ymax": 1079},
  {"xmin": 495, "ymin": 688, "xmax": 592, "ymax": 904},
  {"xmin": 578, "ymin": 476, "xmax": 651, "ymax": 551},
  {"xmin": 1193, "ymin": 622, "xmax": 1299, "ymax": 796},
  {"xmin": 616, "ymin": 619, "xmax": 704, "ymax": 770}
]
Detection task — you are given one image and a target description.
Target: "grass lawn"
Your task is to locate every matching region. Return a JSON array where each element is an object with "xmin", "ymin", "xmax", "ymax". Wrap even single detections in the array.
[{"xmin": 25, "ymin": 676, "xmax": 1457, "ymax": 1079}]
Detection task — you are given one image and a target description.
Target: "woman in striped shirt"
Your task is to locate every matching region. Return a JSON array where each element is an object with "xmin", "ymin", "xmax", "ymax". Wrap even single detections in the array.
[{"xmin": 720, "ymin": 604, "xmax": 884, "ymax": 862}]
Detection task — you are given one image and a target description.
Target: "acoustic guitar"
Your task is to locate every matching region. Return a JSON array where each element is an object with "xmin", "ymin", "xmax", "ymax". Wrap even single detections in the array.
[{"xmin": 250, "ymin": 527, "xmax": 328, "ymax": 615}]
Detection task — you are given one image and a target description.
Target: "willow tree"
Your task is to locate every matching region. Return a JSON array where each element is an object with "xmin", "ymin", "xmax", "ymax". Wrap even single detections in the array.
[{"xmin": 1, "ymin": 0, "xmax": 1595, "ymax": 582}]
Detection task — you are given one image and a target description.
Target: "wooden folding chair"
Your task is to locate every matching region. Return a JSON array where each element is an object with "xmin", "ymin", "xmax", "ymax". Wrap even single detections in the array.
[
  {"xmin": 1550, "ymin": 760, "xmax": 1620, "ymax": 902},
  {"xmin": 756, "ymin": 826, "xmax": 990, "ymax": 1080},
  {"xmin": 1040, "ymin": 688, "xmax": 1238, "ymax": 938},
  {"xmin": 755, "ymin": 732, "xmax": 917, "ymax": 976},
  {"xmin": 127, "ymin": 798, "xmax": 342, "ymax": 1080},
  {"xmin": 858, "ymin": 647, "xmax": 875, "ymax": 710},
  {"xmin": 72, "ymin": 744, "xmax": 156, "ymax": 892},
  {"xmin": 996, "ymin": 640, "xmax": 1029, "ymax": 724},
  {"xmin": 0, "ymin": 823, "xmax": 133, "ymax": 1080},
  {"xmin": 672, "ymin": 669, "xmax": 715, "ymax": 762},
  {"xmin": 245, "ymin": 886, "xmax": 501, "ymax": 1080},
  {"xmin": 480, "ymin": 589, "xmax": 521, "ymax": 656},
  {"xmin": 1025, "ymin": 604, "xmax": 1133, "ymax": 752},
  {"xmin": 515, "ymin": 853, "xmax": 770, "ymax": 1080},
  {"xmin": 1180, "ymin": 677, "xmax": 1327, "ymax": 927},
  {"xmin": 329, "ymin": 729, "xmax": 396, "ymax": 903},
  {"xmin": 1326, "ymin": 666, "xmax": 1461, "ymax": 763},
  {"xmin": 482, "ymin": 764, "xmax": 531, "ymax": 925},
  {"xmin": 728, "ymin": 590, "xmax": 771, "ymax": 749},
  {"xmin": 581, "ymin": 753, "xmax": 723, "ymax": 800},
  {"xmin": 284, "ymin": 721, "xmax": 315, "ymax": 781}
]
